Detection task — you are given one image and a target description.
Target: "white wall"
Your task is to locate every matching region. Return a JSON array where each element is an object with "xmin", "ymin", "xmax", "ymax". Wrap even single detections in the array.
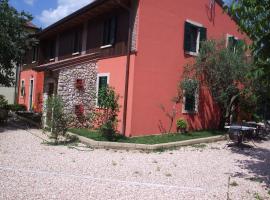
[{"xmin": 0, "ymin": 87, "xmax": 15, "ymax": 104}]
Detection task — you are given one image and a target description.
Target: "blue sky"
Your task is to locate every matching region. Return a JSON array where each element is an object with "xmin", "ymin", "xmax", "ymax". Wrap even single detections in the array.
[
  {"xmin": 9, "ymin": 0, "xmax": 93, "ymax": 28},
  {"xmin": 9, "ymin": 0, "xmax": 232, "ymax": 29}
]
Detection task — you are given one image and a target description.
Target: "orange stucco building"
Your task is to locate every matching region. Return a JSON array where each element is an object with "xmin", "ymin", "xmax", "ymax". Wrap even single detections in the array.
[{"xmin": 19, "ymin": 0, "xmax": 248, "ymax": 136}]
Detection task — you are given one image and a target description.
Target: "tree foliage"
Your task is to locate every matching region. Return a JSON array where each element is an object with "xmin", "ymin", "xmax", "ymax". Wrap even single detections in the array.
[
  {"xmin": 229, "ymin": 0, "xmax": 270, "ymax": 118},
  {"xmin": 181, "ymin": 39, "xmax": 254, "ymax": 127},
  {"xmin": 0, "ymin": 0, "xmax": 33, "ymax": 86}
]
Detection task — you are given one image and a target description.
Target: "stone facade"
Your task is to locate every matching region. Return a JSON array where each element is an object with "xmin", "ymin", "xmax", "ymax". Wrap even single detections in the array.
[
  {"xmin": 131, "ymin": 1, "xmax": 139, "ymax": 52},
  {"xmin": 57, "ymin": 62, "xmax": 97, "ymax": 127}
]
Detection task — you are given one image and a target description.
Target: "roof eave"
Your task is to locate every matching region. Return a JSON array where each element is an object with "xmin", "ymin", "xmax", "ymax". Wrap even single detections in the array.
[{"xmin": 38, "ymin": 0, "xmax": 107, "ymax": 37}]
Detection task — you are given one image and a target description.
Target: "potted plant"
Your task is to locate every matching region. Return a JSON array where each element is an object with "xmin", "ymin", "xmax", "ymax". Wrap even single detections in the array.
[{"xmin": 176, "ymin": 118, "xmax": 188, "ymax": 133}]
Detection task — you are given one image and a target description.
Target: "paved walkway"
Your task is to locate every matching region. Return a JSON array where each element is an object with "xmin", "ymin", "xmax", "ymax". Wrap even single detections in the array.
[{"xmin": 0, "ymin": 123, "xmax": 269, "ymax": 200}]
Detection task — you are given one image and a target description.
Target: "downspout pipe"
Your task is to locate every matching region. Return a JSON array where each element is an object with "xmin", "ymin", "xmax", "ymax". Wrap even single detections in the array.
[{"xmin": 115, "ymin": 0, "xmax": 136, "ymax": 136}]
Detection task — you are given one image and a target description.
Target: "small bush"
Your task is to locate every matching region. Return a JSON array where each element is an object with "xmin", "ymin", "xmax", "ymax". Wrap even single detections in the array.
[
  {"xmin": 99, "ymin": 121, "xmax": 117, "ymax": 141},
  {"xmin": 46, "ymin": 96, "xmax": 68, "ymax": 143},
  {"xmin": 6, "ymin": 104, "xmax": 27, "ymax": 112},
  {"xmin": 230, "ymin": 181, "xmax": 238, "ymax": 187},
  {"xmin": 176, "ymin": 118, "xmax": 188, "ymax": 133},
  {"xmin": 97, "ymin": 87, "xmax": 120, "ymax": 141}
]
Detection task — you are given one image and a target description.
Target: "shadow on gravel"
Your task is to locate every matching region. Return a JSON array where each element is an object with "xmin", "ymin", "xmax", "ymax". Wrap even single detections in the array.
[
  {"xmin": 229, "ymin": 137, "xmax": 270, "ymax": 187},
  {"xmin": 0, "ymin": 117, "xmax": 37, "ymax": 133},
  {"xmin": 0, "ymin": 125, "xmax": 5, "ymax": 133}
]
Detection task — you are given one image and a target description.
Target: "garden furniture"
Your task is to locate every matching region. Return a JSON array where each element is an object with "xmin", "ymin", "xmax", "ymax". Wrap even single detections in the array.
[{"xmin": 225, "ymin": 124, "xmax": 257, "ymax": 145}]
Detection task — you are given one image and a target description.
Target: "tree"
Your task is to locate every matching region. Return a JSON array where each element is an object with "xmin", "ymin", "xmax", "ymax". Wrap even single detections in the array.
[
  {"xmin": 0, "ymin": 0, "xmax": 33, "ymax": 86},
  {"xmin": 180, "ymin": 39, "xmax": 254, "ymax": 128},
  {"xmin": 46, "ymin": 96, "xmax": 68, "ymax": 142},
  {"xmin": 229, "ymin": 0, "xmax": 270, "ymax": 118}
]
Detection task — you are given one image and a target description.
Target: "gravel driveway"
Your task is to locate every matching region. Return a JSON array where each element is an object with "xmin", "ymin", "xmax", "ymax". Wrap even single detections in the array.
[{"xmin": 0, "ymin": 123, "xmax": 270, "ymax": 200}]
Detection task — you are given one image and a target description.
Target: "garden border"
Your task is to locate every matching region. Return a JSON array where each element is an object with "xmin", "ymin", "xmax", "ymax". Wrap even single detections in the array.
[
  {"xmin": 15, "ymin": 114, "xmax": 227, "ymax": 150},
  {"xmin": 67, "ymin": 131, "xmax": 226, "ymax": 151}
]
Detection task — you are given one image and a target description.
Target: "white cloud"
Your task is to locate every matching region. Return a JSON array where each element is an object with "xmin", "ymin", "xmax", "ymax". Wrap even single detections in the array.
[
  {"xmin": 37, "ymin": 0, "xmax": 94, "ymax": 28},
  {"xmin": 24, "ymin": 0, "xmax": 35, "ymax": 5}
]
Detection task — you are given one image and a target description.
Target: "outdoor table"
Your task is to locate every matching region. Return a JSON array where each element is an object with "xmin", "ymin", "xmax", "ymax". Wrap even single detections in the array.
[{"xmin": 224, "ymin": 125, "xmax": 256, "ymax": 144}]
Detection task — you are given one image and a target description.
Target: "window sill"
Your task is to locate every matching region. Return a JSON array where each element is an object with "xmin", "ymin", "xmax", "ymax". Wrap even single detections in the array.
[
  {"xmin": 72, "ymin": 52, "xmax": 80, "ymax": 56},
  {"xmin": 100, "ymin": 44, "xmax": 112, "ymax": 49},
  {"xmin": 182, "ymin": 110, "xmax": 198, "ymax": 114},
  {"xmin": 185, "ymin": 51, "xmax": 199, "ymax": 57}
]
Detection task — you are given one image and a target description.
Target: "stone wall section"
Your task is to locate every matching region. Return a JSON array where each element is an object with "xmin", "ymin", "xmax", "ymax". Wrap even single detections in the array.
[{"xmin": 57, "ymin": 62, "xmax": 97, "ymax": 127}]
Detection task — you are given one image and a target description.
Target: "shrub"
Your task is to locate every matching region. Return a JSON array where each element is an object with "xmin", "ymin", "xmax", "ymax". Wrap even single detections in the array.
[
  {"xmin": 97, "ymin": 87, "xmax": 120, "ymax": 141},
  {"xmin": 0, "ymin": 95, "xmax": 8, "ymax": 109},
  {"xmin": 176, "ymin": 118, "xmax": 188, "ymax": 133},
  {"xmin": 99, "ymin": 121, "xmax": 117, "ymax": 141},
  {"xmin": 46, "ymin": 96, "xmax": 68, "ymax": 143}
]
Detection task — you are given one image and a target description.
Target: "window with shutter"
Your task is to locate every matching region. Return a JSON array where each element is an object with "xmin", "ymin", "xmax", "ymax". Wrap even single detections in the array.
[
  {"xmin": 184, "ymin": 20, "xmax": 207, "ymax": 55},
  {"xmin": 49, "ymin": 40, "xmax": 55, "ymax": 59},
  {"xmin": 98, "ymin": 76, "xmax": 108, "ymax": 90},
  {"xmin": 32, "ymin": 46, "xmax": 38, "ymax": 62},
  {"xmin": 199, "ymin": 27, "xmax": 207, "ymax": 48},
  {"xmin": 235, "ymin": 39, "xmax": 245, "ymax": 53},
  {"xmin": 73, "ymin": 30, "xmax": 80, "ymax": 53},
  {"xmin": 20, "ymin": 80, "xmax": 25, "ymax": 97},
  {"xmin": 183, "ymin": 89, "xmax": 199, "ymax": 113},
  {"xmin": 185, "ymin": 93, "xmax": 196, "ymax": 112},
  {"xmin": 102, "ymin": 16, "xmax": 117, "ymax": 46},
  {"xmin": 227, "ymin": 35, "xmax": 244, "ymax": 53}
]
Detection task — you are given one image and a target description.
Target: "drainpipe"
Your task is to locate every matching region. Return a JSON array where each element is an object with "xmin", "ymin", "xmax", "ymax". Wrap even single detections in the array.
[{"xmin": 114, "ymin": 0, "xmax": 136, "ymax": 136}]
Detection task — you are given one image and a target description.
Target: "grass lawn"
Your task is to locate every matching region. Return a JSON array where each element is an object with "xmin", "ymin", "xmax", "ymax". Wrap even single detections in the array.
[{"xmin": 69, "ymin": 128, "xmax": 224, "ymax": 145}]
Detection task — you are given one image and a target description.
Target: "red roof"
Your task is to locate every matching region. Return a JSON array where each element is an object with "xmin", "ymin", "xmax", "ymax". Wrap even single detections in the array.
[{"xmin": 25, "ymin": 21, "xmax": 39, "ymax": 29}]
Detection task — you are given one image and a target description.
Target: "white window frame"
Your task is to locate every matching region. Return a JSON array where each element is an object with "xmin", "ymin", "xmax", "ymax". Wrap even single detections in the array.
[
  {"xmin": 28, "ymin": 78, "xmax": 35, "ymax": 111},
  {"xmin": 185, "ymin": 19, "xmax": 204, "ymax": 56},
  {"xmin": 96, "ymin": 73, "xmax": 110, "ymax": 106},
  {"xmin": 20, "ymin": 79, "xmax": 25, "ymax": 97},
  {"xmin": 182, "ymin": 89, "xmax": 199, "ymax": 114},
  {"xmin": 186, "ymin": 19, "xmax": 204, "ymax": 28}
]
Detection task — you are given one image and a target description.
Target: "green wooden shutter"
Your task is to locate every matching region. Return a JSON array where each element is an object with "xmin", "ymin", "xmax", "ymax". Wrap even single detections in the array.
[
  {"xmin": 228, "ymin": 36, "xmax": 235, "ymax": 51},
  {"xmin": 109, "ymin": 17, "xmax": 117, "ymax": 45},
  {"xmin": 200, "ymin": 27, "xmax": 207, "ymax": 41},
  {"xmin": 103, "ymin": 20, "xmax": 109, "ymax": 45},
  {"xmin": 199, "ymin": 27, "xmax": 207, "ymax": 50},
  {"xmin": 185, "ymin": 93, "xmax": 195, "ymax": 111},
  {"xmin": 184, "ymin": 22, "xmax": 192, "ymax": 52},
  {"xmin": 235, "ymin": 39, "xmax": 245, "ymax": 53},
  {"xmin": 98, "ymin": 76, "xmax": 108, "ymax": 106},
  {"xmin": 99, "ymin": 76, "xmax": 108, "ymax": 90}
]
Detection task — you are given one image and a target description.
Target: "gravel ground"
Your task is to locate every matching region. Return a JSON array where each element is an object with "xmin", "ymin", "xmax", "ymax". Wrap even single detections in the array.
[{"xmin": 0, "ymin": 123, "xmax": 270, "ymax": 200}]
